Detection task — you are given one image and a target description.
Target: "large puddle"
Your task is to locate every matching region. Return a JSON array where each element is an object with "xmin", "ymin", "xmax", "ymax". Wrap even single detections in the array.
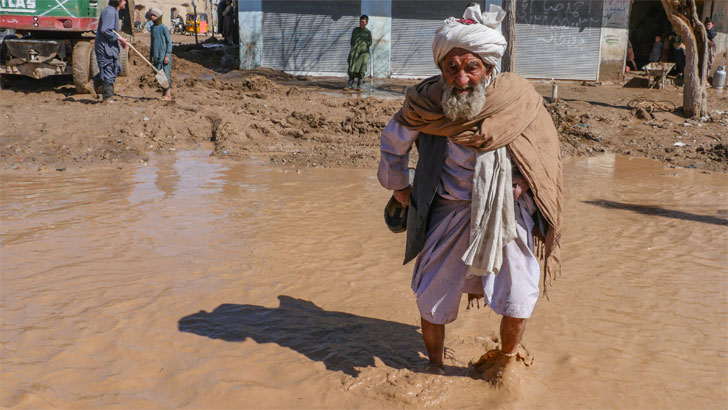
[{"xmin": 2, "ymin": 152, "xmax": 727, "ymax": 408}]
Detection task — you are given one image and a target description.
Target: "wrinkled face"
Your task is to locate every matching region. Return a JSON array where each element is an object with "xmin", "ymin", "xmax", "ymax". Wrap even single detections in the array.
[
  {"xmin": 440, "ymin": 48, "xmax": 494, "ymax": 121},
  {"xmin": 359, "ymin": 18, "xmax": 368, "ymax": 29}
]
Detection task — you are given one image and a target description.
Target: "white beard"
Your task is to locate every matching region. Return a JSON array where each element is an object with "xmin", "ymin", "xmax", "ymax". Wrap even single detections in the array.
[{"xmin": 441, "ymin": 74, "xmax": 492, "ymax": 121}]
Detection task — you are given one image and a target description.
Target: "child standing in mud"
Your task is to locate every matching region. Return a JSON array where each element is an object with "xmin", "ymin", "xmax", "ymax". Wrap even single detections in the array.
[{"xmin": 149, "ymin": 8, "xmax": 173, "ymax": 101}]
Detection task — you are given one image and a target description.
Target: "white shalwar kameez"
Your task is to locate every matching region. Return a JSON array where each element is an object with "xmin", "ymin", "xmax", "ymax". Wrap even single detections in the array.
[{"xmin": 378, "ymin": 118, "xmax": 540, "ymax": 324}]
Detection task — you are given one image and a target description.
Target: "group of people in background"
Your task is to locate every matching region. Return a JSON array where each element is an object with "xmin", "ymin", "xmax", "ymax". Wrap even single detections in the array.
[
  {"xmin": 630, "ymin": 17, "xmax": 718, "ymax": 81},
  {"xmin": 90, "ymin": 0, "xmax": 248, "ymax": 102},
  {"xmin": 89, "ymin": 0, "xmax": 171, "ymax": 101}
]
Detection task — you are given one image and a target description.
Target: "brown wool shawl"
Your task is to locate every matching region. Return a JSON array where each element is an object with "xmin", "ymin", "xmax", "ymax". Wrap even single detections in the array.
[{"xmin": 394, "ymin": 72, "xmax": 563, "ymax": 292}]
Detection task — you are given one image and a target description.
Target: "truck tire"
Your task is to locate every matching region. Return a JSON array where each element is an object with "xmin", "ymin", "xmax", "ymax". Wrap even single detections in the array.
[
  {"xmin": 90, "ymin": 41, "xmax": 100, "ymax": 78},
  {"xmin": 72, "ymin": 40, "xmax": 94, "ymax": 94},
  {"xmin": 119, "ymin": 46, "xmax": 129, "ymax": 77}
]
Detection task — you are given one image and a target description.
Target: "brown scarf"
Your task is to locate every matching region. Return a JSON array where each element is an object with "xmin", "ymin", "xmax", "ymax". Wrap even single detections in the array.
[{"xmin": 394, "ymin": 72, "xmax": 563, "ymax": 293}]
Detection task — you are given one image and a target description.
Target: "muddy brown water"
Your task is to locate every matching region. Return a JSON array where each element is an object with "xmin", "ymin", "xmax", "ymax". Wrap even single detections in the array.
[{"xmin": 1, "ymin": 152, "xmax": 727, "ymax": 408}]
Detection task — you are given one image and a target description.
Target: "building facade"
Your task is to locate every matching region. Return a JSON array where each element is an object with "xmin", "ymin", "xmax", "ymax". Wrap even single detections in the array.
[
  {"xmin": 135, "ymin": 0, "xmax": 217, "ymax": 28},
  {"xmin": 238, "ymin": 0, "xmax": 726, "ymax": 81}
]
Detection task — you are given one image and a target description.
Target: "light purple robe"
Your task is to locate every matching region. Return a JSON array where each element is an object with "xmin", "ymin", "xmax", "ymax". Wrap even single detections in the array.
[{"xmin": 378, "ymin": 118, "xmax": 540, "ymax": 323}]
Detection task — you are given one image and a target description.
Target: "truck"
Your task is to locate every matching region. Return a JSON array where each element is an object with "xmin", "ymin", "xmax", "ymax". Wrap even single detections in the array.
[{"xmin": 0, "ymin": 0, "xmax": 135, "ymax": 92}]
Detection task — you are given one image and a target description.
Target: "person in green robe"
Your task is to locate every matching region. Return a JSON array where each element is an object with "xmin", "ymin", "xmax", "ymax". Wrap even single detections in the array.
[
  {"xmin": 347, "ymin": 15, "xmax": 372, "ymax": 90},
  {"xmin": 149, "ymin": 8, "xmax": 173, "ymax": 100}
]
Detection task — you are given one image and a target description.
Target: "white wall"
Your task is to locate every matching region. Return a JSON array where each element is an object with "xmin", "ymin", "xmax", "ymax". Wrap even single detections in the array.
[{"xmin": 599, "ymin": 0, "xmax": 631, "ymax": 80}]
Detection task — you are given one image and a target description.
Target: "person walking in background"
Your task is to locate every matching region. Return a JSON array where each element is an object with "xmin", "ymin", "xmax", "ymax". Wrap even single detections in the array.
[
  {"xmin": 705, "ymin": 18, "xmax": 717, "ymax": 76},
  {"xmin": 670, "ymin": 34, "xmax": 685, "ymax": 77},
  {"xmin": 91, "ymin": 0, "xmax": 130, "ymax": 101},
  {"xmin": 149, "ymin": 8, "xmax": 172, "ymax": 101},
  {"xmin": 347, "ymin": 15, "xmax": 372, "ymax": 90},
  {"xmin": 649, "ymin": 35, "xmax": 663, "ymax": 63},
  {"xmin": 222, "ymin": 0, "xmax": 234, "ymax": 44},
  {"xmin": 217, "ymin": 0, "xmax": 225, "ymax": 36},
  {"xmin": 626, "ymin": 40, "xmax": 637, "ymax": 72},
  {"xmin": 144, "ymin": 10, "xmax": 153, "ymax": 33}
]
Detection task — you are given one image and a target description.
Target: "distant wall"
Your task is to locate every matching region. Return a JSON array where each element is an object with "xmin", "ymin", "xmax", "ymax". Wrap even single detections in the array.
[
  {"xmin": 361, "ymin": 0, "xmax": 390, "ymax": 78},
  {"xmin": 709, "ymin": 0, "xmax": 727, "ymax": 75},
  {"xmin": 238, "ymin": 0, "xmax": 261, "ymax": 69},
  {"xmin": 599, "ymin": 0, "xmax": 631, "ymax": 81}
]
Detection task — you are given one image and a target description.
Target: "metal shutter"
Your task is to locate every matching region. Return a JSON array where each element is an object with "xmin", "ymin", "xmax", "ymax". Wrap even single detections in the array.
[
  {"xmin": 515, "ymin": 0, "xmax": 603, "ymax": 80},
  {"xmin": 391, "ymin": 1, "xmax": 479, "ymax": 77},
  {"xmin": 261, "ymin": 1, "xmax": 361, "ymax": 75}
]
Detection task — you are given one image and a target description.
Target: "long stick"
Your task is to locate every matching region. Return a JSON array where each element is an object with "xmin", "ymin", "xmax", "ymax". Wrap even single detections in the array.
[{"xmin": 112, "ymin": 29, "xmax": 161, "ymax": 74}]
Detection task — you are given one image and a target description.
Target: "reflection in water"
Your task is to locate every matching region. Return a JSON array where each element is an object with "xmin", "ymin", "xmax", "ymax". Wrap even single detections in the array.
[{"xmin": 1, "ymin": 152, "xmax": 727, "ymax": 409}]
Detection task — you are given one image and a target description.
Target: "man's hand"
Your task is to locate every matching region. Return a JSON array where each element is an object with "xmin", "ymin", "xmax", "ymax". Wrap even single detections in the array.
[
  {"xmin": 512, "ymin": 175, "xmax": 529, "ymax": 202},
  {"xmin": 163, "ymin": 56, "xmax": 169, "ymax": 65},
  {"xmin": 118, "ymin": 36, "xmax": 130, "ymax": 50},
  {"xmin": 394, "ymin": 186, "xmax": 411, "ymax": 207}
]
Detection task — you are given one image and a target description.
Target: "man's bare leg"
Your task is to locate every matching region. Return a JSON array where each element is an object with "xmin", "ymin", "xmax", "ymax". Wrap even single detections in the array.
[
  {"xmin": 421, "ymin": 317, "xmax": 445, "ymax": 368},
  {"xmin": 500, "ymin": 316, "xmax": 526, "ymax": 354}
]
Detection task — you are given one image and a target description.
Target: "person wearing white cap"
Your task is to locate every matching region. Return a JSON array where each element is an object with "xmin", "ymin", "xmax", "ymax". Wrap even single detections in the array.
[
  {"xmin": 378, "ymin": 3, "xmax": 562, "ymax": 382},
  {"xmin": 149, "ymin": 7, "xmax": 173, "ymax": 100}
]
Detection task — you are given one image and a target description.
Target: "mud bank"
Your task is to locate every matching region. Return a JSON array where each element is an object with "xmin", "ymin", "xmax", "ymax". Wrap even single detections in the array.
[{"xmin": 1, "ymin": 39, "xmax": 726, "ymax": 173}]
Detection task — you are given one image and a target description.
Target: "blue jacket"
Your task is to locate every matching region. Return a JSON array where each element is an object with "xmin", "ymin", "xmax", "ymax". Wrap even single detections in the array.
[{"xmin": 95, "ymin": 6, "xmax": 120, "ymax": 61}]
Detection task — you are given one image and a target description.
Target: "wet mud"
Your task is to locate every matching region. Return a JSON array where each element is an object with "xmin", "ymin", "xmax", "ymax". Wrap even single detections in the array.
[
  {"xmin": 1, "ymin": 152, "xmax": 726, "ymax": 408},
  {"xmin": 1, "ymin": 39, "xmax": 727, "ymax": 174}
]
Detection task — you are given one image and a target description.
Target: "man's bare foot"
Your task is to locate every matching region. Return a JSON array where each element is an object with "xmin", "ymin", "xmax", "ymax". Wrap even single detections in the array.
[
  {"xmin": 425, "ymin": 362, "xmax": 446, "ymax": 375},
  {"xmin": 469, "ymin": 349, "xmax": 520, "ymax": 385}
]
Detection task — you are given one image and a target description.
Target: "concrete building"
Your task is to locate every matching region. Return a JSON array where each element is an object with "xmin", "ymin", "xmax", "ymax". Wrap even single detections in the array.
[
  {"xmin": 238, "ymin": 0, "xmax": 726, "ymax": 81},
  {"xmin": 135, "ymin": 0, "xmax": 218, "ymax": 28}
]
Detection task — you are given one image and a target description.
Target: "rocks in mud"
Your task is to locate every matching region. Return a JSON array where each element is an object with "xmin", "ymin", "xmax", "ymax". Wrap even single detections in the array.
[
  {"xmin": 138, "ymin": 72, "xmax": 159, "ymax": 89},
  {"xmin": 634, "ymin": 107, "xmax": 653, "ymax": 120},
  {"xmin": 182, "ymin": 77, "xmax": 201, "ymax": 88},
  {"xmin": 708, "ymin": 143, "xmax": 728, "ymax": 160},
  {"xmin": 545, "ymin": 101, "xmax": 603, "ymax": 145},
  {"xmin": 239, "ymin": 76, "xmax": 282, "ymax": 93}
]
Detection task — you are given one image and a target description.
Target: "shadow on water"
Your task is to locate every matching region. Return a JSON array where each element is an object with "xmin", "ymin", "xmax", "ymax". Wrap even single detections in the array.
[
  {"xmin": 585, "ymin": 200, "xmax": 728, "ymax": 226},
  {"xmin": 178, "ymin": 295, "xmax": 429, "ymax": 376}
]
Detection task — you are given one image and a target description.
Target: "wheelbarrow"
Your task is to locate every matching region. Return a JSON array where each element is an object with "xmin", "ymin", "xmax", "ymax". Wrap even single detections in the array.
[{"xmin": 644, "ymin": 62, "xmax": 675, "ymax": 90}]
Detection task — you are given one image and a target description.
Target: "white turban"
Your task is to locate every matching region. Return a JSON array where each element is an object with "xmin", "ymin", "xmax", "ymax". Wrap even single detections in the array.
[
  {"xmin": 432, "ymin": 4, "xmax": 507, "ymax": 70},
  {"xmin": 150, "ymin": 7, "xmax": 163, "ymax": 18}
]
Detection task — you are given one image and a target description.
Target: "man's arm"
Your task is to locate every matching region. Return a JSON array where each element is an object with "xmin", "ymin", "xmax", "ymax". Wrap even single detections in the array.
[
  {"xmin": 378, "ymin": 118, "xmax": 418, "ymax": 206},
  {"xmin": 97, "ymin": 8, "xmax": 118, "ymax": 43},
  {"xmin": 164, "ymin": 27, "xmax": 173, "ymax": 59}
]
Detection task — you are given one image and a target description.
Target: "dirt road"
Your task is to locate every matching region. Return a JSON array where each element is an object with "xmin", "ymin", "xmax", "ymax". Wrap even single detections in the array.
[{"xmin": 1, "ymin": 38, "xmax": 726, "ymax": 173}]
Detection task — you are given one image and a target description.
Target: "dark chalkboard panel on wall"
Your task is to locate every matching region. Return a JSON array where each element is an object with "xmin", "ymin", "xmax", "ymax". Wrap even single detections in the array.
[{"xmin": 516, "ymin": 0, "xmax": 603, "ymax": 30}]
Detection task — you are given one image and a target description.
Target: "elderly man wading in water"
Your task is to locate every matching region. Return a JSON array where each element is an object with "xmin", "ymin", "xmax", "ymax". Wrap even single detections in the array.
[{"xmin": 378, "ymin": 3, "xmax": 562, "ymax": 381}]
